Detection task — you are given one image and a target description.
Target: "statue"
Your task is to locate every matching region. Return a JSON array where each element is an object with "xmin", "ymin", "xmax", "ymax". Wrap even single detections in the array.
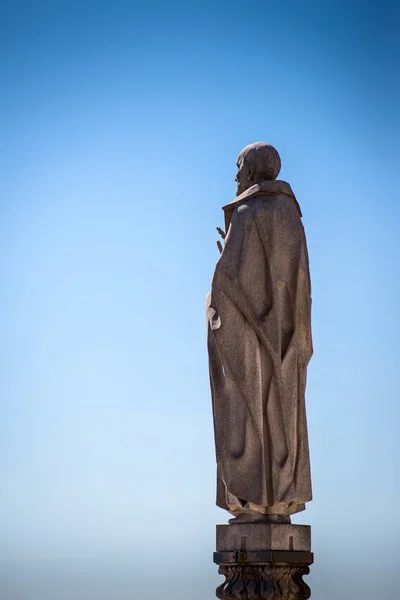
[{"xmin": 207, "ymin": 142, "xmax": 313, "ymax": 523}]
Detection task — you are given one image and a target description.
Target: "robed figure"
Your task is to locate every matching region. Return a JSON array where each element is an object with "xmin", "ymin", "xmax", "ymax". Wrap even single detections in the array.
[{"xmin": 207, "ymin": 143, "xmax": 313, "ymax": 520}]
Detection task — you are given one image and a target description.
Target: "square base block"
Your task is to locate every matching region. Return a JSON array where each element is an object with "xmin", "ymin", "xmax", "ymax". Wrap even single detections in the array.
[{"xmin": 216, "ymin": 523, "xmax": 311, "ymax": 553}]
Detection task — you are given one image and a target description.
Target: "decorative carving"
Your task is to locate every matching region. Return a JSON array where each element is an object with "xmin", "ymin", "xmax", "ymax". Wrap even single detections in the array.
[{"xmin": 216, "ymin": 563, "xmax": 311, "ymax": 600}]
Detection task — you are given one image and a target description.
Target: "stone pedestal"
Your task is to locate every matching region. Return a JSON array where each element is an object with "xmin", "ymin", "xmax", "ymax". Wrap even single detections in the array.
[{"xmin": 214, "ymin": 523, "xmax": 313, "ymax": 600}]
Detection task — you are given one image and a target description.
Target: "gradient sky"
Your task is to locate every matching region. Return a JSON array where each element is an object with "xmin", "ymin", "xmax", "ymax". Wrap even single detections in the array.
[{"xmin": 0, "ymin": 1, "xmax": 399, "ymax": 599}]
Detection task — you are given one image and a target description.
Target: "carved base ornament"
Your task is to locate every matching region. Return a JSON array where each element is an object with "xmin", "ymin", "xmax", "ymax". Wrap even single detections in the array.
[{"xmin": 216, "ymin": 563, "xmax": 311, "ymax": 600}]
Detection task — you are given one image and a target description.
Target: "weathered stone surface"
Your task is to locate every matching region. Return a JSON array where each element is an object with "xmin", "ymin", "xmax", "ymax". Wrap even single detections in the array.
[
  {"xmin": 216, "ymin": 563, "xmax": 311, "ymax": 600},
  {"xmin": 216, "ymin": 523, "xmax": 311, "ymax": 553},
  {"xmin": 207, "ymin": 143, "xmax": 313, "ymax": 519}
]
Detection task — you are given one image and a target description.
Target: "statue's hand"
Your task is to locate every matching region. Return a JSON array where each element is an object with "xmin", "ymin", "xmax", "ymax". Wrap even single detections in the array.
[
  {"xmin": 216, "ymin": 226, "xmax": 226, "ymax": 240},
  {"xmin": 216, "ymin": 226, "xmax": 226, "ymax": 254}
]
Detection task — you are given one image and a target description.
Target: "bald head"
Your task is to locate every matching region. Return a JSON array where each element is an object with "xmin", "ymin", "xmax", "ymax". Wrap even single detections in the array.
[{"xmin": 235, "ymin": 142, "xmax": 281, "ymax": 196}]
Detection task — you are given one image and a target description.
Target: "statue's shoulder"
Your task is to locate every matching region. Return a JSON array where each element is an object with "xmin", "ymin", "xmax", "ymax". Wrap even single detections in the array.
[
  {"xmin": 237, "ymin": 194, "xmax": 284, "ymax": 218},
  {"xmin": 223, "ymin": 182, "xmax": 301, "ymax": 232},
  {"xmin": 250, "ymin": 193, "xmax": 302, "ymax": 221},
  {"xmin": 250, "ymin": 194, "xmax": 279, "ymax": 211}
]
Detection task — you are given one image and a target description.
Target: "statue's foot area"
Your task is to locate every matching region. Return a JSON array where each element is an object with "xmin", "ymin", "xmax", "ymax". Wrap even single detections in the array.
[{"xmin": 228, "ymin": 512, "xmax": 291, "ymax": 524}]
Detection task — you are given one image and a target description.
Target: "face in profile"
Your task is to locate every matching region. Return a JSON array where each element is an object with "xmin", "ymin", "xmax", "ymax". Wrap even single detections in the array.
[{"xmin": 235, "ymin": 153, "xmax": 251, "ymax": 196}]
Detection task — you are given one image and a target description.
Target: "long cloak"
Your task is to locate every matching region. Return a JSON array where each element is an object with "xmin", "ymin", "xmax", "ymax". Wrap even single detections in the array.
[{"xmin": 207, "ymin": 180, "xmax": 313, "ymax": 515}]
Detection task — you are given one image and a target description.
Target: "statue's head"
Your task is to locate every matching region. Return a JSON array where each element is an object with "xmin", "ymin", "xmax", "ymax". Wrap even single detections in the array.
[{"xmin": 235, "ymin": 142, "xmax": 281, "ymax": 196}]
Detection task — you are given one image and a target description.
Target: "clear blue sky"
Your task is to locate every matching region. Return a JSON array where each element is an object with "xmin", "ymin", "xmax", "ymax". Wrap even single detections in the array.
[{"xmin": 0, "ymin": 1, "xmax": 399, "ymax": 599}]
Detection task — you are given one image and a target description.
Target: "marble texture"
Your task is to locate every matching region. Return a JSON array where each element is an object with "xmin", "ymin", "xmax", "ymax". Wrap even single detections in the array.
[{"xmin": 207, "ymin": 143, "xmax": 313, "ymax": 519}]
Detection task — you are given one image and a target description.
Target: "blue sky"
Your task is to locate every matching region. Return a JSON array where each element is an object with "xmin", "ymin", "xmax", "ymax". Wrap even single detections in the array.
[{"xmin": 0, "ymin": 1, "xmax": 399, "ymax": 598}]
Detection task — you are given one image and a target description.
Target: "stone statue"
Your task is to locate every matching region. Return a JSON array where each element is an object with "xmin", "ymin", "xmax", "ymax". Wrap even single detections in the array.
[{"xmin": 207, "ymin": 142, "xmax": 313, "ymax": 522}]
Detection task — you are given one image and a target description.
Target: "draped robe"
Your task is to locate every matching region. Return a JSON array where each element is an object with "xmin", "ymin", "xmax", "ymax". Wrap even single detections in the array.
[{"xmin": 206, "ymin": 180, "xmax": 313, "ymax": 516}]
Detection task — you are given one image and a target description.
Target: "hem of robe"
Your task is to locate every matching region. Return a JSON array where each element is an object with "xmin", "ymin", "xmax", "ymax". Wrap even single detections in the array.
[
  {"xmin": 225, "ymin": 499, "xmax": 306, "ymax": 517},
  {"xmin": 217, "ymin": 470, "xmax": 310, "ymax": 517}
]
